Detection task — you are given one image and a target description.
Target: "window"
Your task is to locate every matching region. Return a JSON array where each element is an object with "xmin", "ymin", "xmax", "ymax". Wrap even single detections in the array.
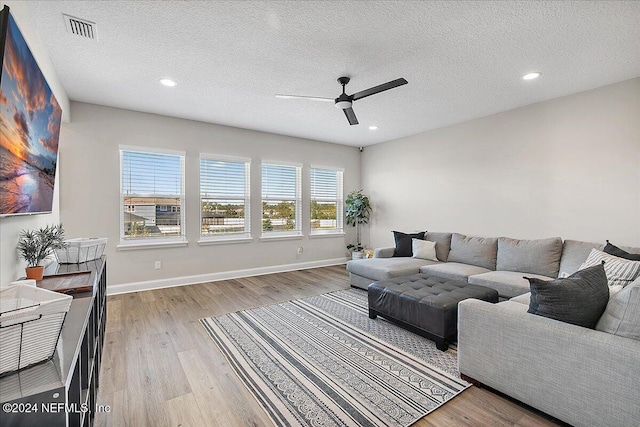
[
  {"xmin": 200, "ymin": 155, "xmax": 251, "ymax": 240},
  {"xmin": 262, "ymin": 162, "xmax": 302, "ymax": 236},
  {"xmin": 120, "ymin": 147, "xmax": 185, "ymax": 244},
  {"xmin": 310, "ymin": 167, "xmax": 344, "ymax": 234}
]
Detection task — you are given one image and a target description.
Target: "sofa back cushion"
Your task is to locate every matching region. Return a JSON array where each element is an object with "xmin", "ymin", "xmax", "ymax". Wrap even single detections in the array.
[
  {"xmin": 447, "ymin": 233, "xmax": 498, "ymax": 270},
  {"xmin": 596, "ymin": 278, "xmax": 640, "ymax": 340},
  {"xmin": 558, "ymin": 240, "xmax": 604, "ymax": 277},
  {"xmin": 425, "ymin": 232, "xmax": 453, "ymax": 262},
  {"xmin": 497, "ymin": 237, "xmax": 563, "ymax": 278}
]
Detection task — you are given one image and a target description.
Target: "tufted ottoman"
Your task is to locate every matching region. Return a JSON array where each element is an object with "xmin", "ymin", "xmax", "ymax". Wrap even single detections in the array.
[{"xmin": 368, "ymin": 274, "xmax": 499, "ymax": 350}]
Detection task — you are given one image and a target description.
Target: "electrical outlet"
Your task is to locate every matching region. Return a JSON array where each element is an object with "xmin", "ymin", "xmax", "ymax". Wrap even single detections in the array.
[
  {"xmin": 155, "ymin": 261, "xmax": 162, "ymax": 270},
  {"xmin": 297, "ymin": 247, "xmax": 303, "ymax": 255}
]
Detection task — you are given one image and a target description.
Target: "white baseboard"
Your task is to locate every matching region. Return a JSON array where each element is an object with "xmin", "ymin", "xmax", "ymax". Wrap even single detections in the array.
[{"xmin": 107, "ymin": 257, "xmax": 348, "ymax": 296}]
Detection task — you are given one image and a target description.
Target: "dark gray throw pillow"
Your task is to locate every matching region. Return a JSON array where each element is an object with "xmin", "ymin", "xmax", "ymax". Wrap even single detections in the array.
[
  {"xmin": 525, "ymin": 263, "xmax": 609, "ymax": 329},
  {"xmin": 604, "ymin": 240, "xmax": 640, "ymax": 261},
  {"xmin": 392, "ymin": 231, "xmax": 425, "ymax": 257}
]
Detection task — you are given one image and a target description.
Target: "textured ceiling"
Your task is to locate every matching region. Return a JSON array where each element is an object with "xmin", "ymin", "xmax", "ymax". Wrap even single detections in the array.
[{"xmin": 25, "ymin": 1, "xmax": 640, "ymax": 147}]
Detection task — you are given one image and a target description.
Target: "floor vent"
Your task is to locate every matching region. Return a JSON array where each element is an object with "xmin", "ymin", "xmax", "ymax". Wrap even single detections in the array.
[{"xmin": 63, "ymin": 14, "xmax": 97, "ymax": 40}]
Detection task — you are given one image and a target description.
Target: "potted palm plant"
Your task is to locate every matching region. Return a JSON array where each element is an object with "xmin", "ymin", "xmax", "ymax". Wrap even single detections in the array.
[
  {"xmin": 345, "ymin": 190, "xmax": 371, "ymax": 260},
  {"xmin": 17, "ymin": 224, "xmax": 67, "ymax": 280}
]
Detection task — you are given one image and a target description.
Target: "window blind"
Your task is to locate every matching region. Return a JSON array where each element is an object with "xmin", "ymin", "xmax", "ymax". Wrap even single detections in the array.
[
  {"xmin": 310, "ymin": 168, "xmax": 340, "ymax": 200},
  {"xmin": 310, "ymin": 167, "xmax": 344, "ymax": 233},
  {"xmin": 120, "ymin": 148, "xmax": 185, "ymax": 241},
  {"xmin": 200, "ymin": 156, "xmax": 251, "ymax": 237},
  {"xmin": 201, "ymin": 158, "xmax": 249, "ymax": 199},
  {"xmin": 262, "ymin": 163, "xmax": 302, "ymax": 235},
  {"xmin": 262, "ymin": 163, "xmax": 300, "ymax": 200},
  {"xmin": 122, "ymin": 150, "xmax": 184, "ymax": 196}
]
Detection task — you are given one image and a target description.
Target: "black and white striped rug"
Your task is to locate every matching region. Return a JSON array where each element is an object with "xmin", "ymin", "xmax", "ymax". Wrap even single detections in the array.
[{"xmin": 200, "ymin": 289, "xmax": 468, "ymax": 427}]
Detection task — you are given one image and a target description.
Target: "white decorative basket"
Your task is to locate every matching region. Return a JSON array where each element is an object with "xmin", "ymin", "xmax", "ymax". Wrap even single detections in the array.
[
  {"xmin": 55, "ymin": 237, "xmax": 107, "ymax": 264},
  {"xmin": 0, "ymin": 285, "xmax": 72, "ymax": 376}
]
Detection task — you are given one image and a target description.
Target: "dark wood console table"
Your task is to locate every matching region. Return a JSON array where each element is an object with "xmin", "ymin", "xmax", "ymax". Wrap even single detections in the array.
[{"xmin": 0, "ymin": 257, "xmax": 107, "ymax": 426}]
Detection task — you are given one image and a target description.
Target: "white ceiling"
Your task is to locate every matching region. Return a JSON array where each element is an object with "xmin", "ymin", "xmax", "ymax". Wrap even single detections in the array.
[{"xmin": 25, "ymin": 1, "xmax": 640, "ymax": 147}]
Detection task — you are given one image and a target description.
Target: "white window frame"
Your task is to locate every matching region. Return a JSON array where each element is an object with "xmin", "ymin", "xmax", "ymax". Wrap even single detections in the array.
[
  {"xmin": 198, "ymin": 154, "xmax": 252, "ymax": 244},
  {"xmin": 261, "ymin": 161, "xmax": 303, "ymax": 239},
  {"xmin": 309, "ymin": 166, "xmax": 344, "ymax": 236},
  {"xmin": 118, "ymin": 145, "xmax": 187, "ymax": 250}
]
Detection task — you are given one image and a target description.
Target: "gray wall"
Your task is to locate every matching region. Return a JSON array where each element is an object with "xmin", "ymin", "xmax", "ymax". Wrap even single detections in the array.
[
  {"xmin": 59, "ymin": 102, "xmax": 360, "ymax": 287},
  {"xmin": 362, "ymin": 78, "xmax": 640, "ymax": 248}
]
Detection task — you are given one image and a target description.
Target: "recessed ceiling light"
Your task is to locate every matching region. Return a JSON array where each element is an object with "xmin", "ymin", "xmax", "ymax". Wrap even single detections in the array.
[
  {"xmin": 522, "ymin": 72, "xmax": 541, "ymax": 81},
  {"xmin": 369, "ymin": 126, "xmax": 378, "ymax": 130},
  {"xmin": 160, "ymin": 78, "xmax": 177, "ymax": 87}
]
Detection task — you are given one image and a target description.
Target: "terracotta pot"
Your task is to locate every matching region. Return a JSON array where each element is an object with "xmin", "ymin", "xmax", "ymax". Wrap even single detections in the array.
[{"xmin": 25, "ymin": 266, "xmax": 45, "ymax": 281}]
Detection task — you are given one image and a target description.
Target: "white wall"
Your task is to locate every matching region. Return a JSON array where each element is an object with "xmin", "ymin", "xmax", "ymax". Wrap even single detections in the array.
[
  {"xmin": 362, "ymin": 78, "xmax": 640, "ymax": 248},
  {"xmin": 0, "ymin": 1, "xmax": 69, "ymax": 285},
  {"xmin": 59, "ymin": 102, "xmax": 360, "ymax": 287}
]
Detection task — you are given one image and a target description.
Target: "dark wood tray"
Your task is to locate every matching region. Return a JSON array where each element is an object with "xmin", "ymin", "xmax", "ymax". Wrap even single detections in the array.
[{"xmin": 38, "ymin": 271, "xmax": 93, "ymax": 295}]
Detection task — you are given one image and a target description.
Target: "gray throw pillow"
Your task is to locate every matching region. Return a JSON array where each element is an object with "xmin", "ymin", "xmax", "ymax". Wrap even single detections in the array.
[
  {"xmin": 526, "ymin": 263, "xmax": 609, "ymax": 329},
  {"xmin": 596, "ymin": 278, "xmax": 640, "ymax": 340}
]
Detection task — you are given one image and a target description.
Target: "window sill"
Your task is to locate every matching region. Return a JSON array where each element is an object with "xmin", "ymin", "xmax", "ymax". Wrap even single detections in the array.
[
  {"xmin": 260, "ymin": 233, "xmax": 303, "ymax": 242},
  {"xmin": 198, "ymin": 237, "xmax": 253, "ymax": 246},
  {"xmin": 309, "ymin": 232, "xmax": 345, "ymax": 239},
  {"xmin": 117, "ymin": 240, "xmax": 188, "ymax": 251}
]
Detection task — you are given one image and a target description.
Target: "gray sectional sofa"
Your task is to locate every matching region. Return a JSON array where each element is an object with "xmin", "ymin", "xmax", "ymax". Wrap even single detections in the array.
[
  {"xmin": 348, "ymin": 232, "xmax": 640, "ymax": 427},
  {"xmin": 458, "ymin": 282, "xmax": 640, "ymax": 427},
  {"xmin": 346, "ymin": 232, "xmax": 637, "ymax": 298}
]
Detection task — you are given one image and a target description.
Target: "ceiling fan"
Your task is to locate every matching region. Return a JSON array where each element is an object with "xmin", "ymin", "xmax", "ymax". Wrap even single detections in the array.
[{"xmin": 275, "ymin": 76, "xmax": 408, "ymax": 125}]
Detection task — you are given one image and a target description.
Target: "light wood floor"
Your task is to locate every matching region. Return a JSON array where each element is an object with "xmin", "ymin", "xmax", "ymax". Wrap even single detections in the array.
[{"xmin": 95, "ymin": 265, "xmax": 563, "ymax": 427}]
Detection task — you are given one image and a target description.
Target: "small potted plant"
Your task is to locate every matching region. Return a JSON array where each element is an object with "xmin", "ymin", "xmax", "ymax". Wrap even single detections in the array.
[
  {"xmin": 345, "ymin": 190, "xmax": 371, "ymax": 260},
  {"xmin": 17, "ymin": 224, "xmax": 67, "ymax": 280}
]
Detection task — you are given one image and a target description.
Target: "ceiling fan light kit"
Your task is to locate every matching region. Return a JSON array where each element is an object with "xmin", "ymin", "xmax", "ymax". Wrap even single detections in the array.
[{"xmin": 276, "ymin": 76, "xmax": 408, "ymax": 126}]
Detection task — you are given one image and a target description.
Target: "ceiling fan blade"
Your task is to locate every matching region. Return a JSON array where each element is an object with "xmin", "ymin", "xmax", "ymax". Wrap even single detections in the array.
[
  {"xmin": 352, "ymin": 78, "xmax": 408, "ymax": 101},
  {"xmin": 275, "ymin": 94, "xmax": 334, "ymax": 102},
  {"xmin": 343, "ymin": 107, "xmax": 359, "ymax": 125}
]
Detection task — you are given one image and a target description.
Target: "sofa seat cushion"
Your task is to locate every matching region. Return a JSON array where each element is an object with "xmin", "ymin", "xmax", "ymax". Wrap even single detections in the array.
[
  {"xmin": 346, "ymin": 258, "xmax": 439, "ymax": 281},
  {"xmin": 469, "ymin": 271, "xmax": 554, "ymax": 299},
  {"xmin": 419, "ymin": 262, "xmax": 490, "ymax": 282}
]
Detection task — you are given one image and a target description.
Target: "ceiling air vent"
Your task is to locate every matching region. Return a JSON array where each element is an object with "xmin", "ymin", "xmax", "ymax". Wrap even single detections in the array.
[{"xmin": 63, "ymin": 14, "xmax": 97, "ymax": 40}]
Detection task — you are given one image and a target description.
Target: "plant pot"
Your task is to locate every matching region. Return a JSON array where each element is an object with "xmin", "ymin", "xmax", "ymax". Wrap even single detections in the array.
[
  {"xmin": 351, "ymin": 251, "xmax": 364, "ymax": 260},
  {"xmin": 25, "ymin": 266, "xmax": 45, "ymax": 281}
]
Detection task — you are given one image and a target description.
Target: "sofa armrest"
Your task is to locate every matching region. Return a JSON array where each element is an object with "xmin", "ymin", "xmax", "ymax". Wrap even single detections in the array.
[
  {"xmin": 373, "ymin": 247, "xmax": 395, "ymax": 258},
  {"xmin": 458, "ymin": 299, "xmax": 640, "ymax": 427}
]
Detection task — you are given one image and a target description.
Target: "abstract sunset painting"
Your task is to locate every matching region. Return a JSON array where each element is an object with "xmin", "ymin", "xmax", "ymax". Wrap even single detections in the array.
[{"xmin": 0, "ymin": 13, "xmax": 62, "ymax": 215}]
